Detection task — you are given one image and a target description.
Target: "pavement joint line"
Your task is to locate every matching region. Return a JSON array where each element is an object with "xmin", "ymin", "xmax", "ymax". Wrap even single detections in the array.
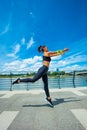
[
  {"xmin": 0, "ymin": 87, "xmax": 87, "ymax": 98},
  {"xmin": 70, "ymin": 90, "xmax": 87, "ymax": 96},
  {"xmin": 0, "ymin": 111, "xmax": 19, "ymax": 130},
  {"xmin": 71, "ymin": 109, "xmax": 87, "ymax": 130}
]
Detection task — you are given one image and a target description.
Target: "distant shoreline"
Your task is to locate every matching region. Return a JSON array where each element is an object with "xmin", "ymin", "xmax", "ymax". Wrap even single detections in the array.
[{"xmin": 0, "ymin": 75, "xmax": 87, "ymax": 78}]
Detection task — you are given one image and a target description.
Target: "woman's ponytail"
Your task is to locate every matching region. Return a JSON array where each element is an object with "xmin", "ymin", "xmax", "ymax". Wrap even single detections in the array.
[{"xmin": 38, "ymin": 45, "xmax": 44, "ymax": 52}]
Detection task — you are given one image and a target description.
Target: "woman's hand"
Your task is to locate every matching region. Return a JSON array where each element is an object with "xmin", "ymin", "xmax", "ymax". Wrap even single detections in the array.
[{"xmin": 63, "ymin": 48, "xmax": 69, "ymax": 52}]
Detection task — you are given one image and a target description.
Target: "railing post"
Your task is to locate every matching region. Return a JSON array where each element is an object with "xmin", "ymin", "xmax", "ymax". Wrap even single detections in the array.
[
  {"xmin": 73, "ymin": 71, "xmax": 76, "ymax": 88},
  {"xmin": 10, "ymin": 72, "xmax": 13, "ymax": 91},
  {"xmin": 57, "ymin": 68, "xmax": 61, "ymax": 89},
  {"xmin": 27, "ymin": 83, "xmax": 29, "ymax": 90},
  {"xmin": 58, "ymin": 74, "xmax": 61, "ymax": 89}
]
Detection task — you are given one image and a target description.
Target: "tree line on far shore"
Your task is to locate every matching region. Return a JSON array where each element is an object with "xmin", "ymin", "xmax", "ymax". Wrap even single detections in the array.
[
  {"xmin": 0, "ymin": 71, "xmax": 71, "ymax": 78},
  {"xmin": 0, "ymin": 70, "xmax": 87, "ymax": 78}
]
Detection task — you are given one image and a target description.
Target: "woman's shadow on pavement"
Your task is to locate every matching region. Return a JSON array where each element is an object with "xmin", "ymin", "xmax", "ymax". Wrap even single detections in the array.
[{"xmin": 23, "ymin": 97, "xmax": 81, "ymax": 108}]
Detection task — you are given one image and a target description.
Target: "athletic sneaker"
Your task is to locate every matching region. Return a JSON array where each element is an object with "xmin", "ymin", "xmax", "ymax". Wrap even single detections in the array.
[
  {"xmin": 46, "ymin": 98, "xmax": 54, "ymax": 107},
  {"xmin": 12, "ymin": 78, "xmax": 20, "ymax": 85}
]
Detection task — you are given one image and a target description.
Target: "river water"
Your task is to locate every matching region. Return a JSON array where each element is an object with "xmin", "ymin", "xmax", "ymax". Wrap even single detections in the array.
[{"xmin": 0, "ymin": 76, "xmax": 87, "ymax": 90}]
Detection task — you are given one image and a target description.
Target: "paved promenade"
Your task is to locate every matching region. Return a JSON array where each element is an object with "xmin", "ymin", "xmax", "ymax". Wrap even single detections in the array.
[{"xmin": 0, "ymin": 87, "xmax": 87, "ymax": 130}]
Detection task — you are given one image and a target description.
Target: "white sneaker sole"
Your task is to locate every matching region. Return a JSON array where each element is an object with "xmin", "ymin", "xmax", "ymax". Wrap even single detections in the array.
[{"xmin": 45, "ymin": 99, "xmax": 54, "ymax": 107}]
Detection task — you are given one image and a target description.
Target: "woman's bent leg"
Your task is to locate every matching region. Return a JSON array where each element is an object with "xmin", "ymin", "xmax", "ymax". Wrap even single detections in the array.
[{"xmin": 20, "ymin": 66, "xmax": 46, "ymax": 83}]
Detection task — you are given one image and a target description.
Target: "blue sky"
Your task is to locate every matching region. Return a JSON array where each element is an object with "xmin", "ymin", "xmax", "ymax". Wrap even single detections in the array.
[{"xmin": 0, "ymin": 0, "xmax": 87, "ymax": 73}]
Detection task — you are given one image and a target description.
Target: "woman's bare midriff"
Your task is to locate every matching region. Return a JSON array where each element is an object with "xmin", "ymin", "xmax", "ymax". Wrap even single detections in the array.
[{"xmin": 43, "ymin": 61, "xmax": 50, "ymax": 67}]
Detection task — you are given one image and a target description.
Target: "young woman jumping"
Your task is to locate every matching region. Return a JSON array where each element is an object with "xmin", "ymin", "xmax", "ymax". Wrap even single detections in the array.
[{"xmin": 12, "ymin": 45, "xmax": 69, "ymax": 107}]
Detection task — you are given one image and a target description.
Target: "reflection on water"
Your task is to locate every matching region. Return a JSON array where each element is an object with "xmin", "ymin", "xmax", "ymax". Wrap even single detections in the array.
[{"xmin": 0, "ymin": 76, "xmax": 87, "ymax": 90}]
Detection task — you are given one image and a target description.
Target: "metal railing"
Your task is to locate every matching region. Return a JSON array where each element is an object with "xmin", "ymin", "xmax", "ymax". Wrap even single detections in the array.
[{"xmin": 0, "ymin": 71, "xmax": 87, "ymax": 91}]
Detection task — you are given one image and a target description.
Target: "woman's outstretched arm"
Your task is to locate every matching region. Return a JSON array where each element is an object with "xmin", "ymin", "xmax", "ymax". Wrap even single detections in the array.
[{"xmin": 47, "ymin": 48, "xmax": 69, "ymax": 57}]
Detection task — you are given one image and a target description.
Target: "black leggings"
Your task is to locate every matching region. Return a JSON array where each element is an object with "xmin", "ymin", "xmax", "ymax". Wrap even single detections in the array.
[{"xmin": 20, "ymin": 65, "xmax": 50, "ymax": 97}]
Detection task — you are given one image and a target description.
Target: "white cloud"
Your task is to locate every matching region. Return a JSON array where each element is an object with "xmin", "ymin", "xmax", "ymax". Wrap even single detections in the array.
[
  {"xmin": 51, "ymin": 54, "xmax": 87, "ymax": 68},
  {"xmin": 23, "ymin": 56, "xmax": 42, "ymax": 64},
  {"xmin": 7, "ymin": 53, "xmax": 16, "ymax": 58},
  {"xmin": 0, "ymin": 23, "xmax": 10, "ymax": 35},
  {"xmin": 29, "ymin": 12, "xmax": 35, "ymax": 19},
  {"xmin": 28, "ymin": 62, "xmax": 42, "ymax": 71},
  {"xmin": 14, "ymin": 44, "xmax": 20, "ymax": 54},
  {"xmin": 7, "ymin": 44, "xmax": 20, "ymax": 58},
  {"xmin": 27, "ymin": 37, "xmax": 34, "ymax": 49},
  {"xmin": 63, "ymin": 54, "xmax": 87, "ymax": 66},
  {"xmin": 51, "ymin": 55, "xmax": 61, "ymax": 60},
  {"xmin": 21, "ymin": 37, "xmax": 25, "ymax": 45},
  {"xmin": 59, "ymin": 64, "xmax": 87, "ymax": 72},
  {"xmin": 2, "ymin": 52, "xmax": 87, "ymax": 73},
  {"xmin": 0, "ymin": 12, "xmax": 12, "ymax": 36},
  {"xmin": 49, "ymin": 54, "xmax": 87, "ymax": 71},
  {"xmin": 2, "ymin": 55, "xmax": 42, "ymax": 72},
  {"xmin": 4, "ymin": 60, "xmax": 21, "ymax": 67}
]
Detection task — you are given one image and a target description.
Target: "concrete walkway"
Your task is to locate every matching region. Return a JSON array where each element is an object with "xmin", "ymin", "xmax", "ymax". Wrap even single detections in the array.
[{"xmin": 0, "ymin": 87, "xmax": 87, "ymax": 130}]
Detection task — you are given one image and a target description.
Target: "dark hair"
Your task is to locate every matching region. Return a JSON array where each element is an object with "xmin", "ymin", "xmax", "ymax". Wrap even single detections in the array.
[{"xmin": 38, "ymin": 45, "xmax": 45, "ymax": 52}]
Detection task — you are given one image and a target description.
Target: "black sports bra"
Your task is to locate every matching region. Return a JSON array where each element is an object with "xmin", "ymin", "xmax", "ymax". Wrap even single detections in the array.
[{"xmin": 43, "ymin": 56, "xmax": 51, "ymax": 62}]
